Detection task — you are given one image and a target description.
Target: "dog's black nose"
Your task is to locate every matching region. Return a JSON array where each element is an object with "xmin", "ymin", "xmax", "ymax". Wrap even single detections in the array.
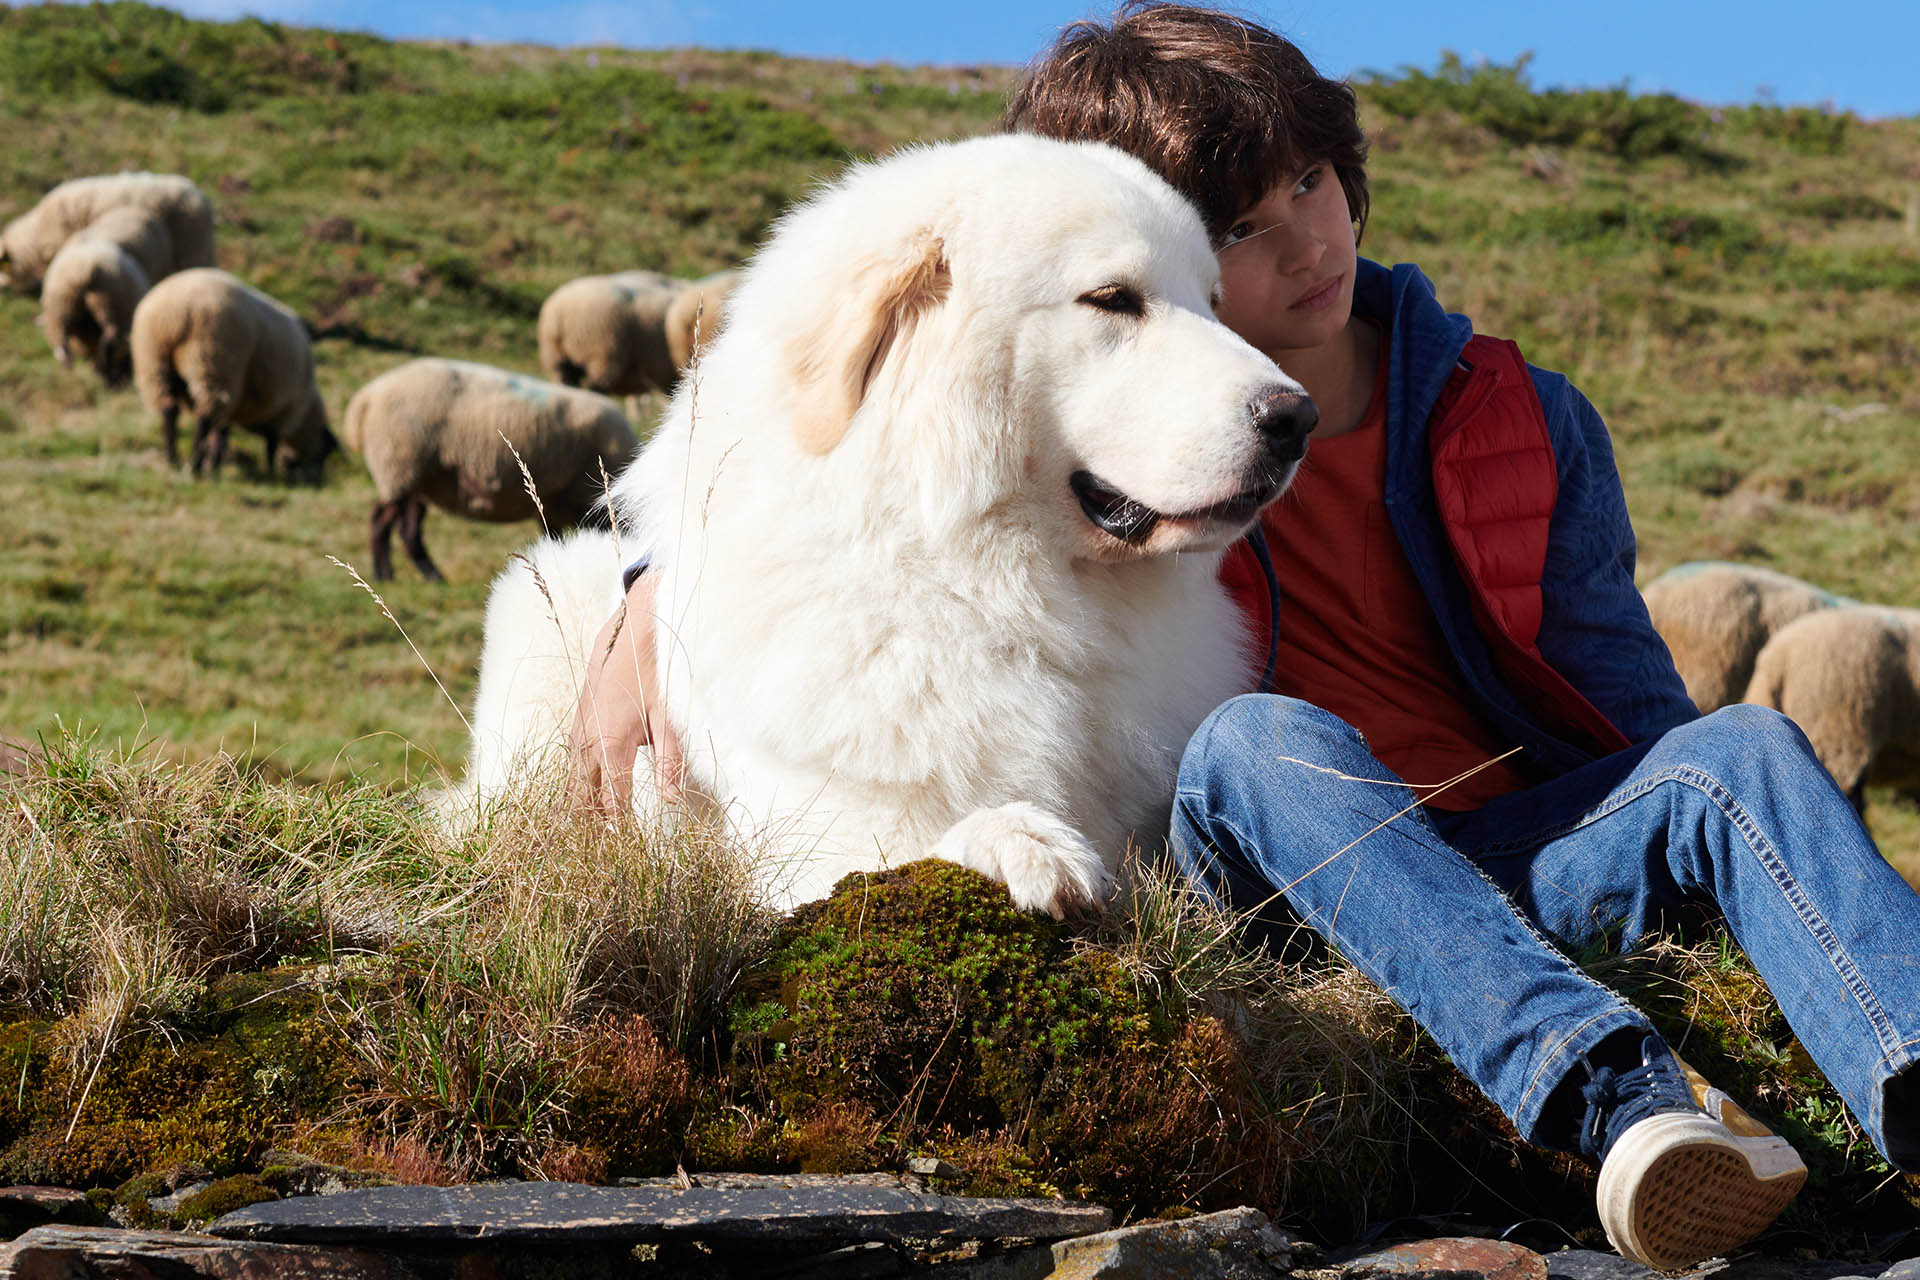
[{"xmin": 1251, "ymin": 388, "xmax": 1317, "ymax": 464}]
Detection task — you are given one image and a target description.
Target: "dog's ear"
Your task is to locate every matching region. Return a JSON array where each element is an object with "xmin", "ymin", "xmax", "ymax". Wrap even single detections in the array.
[{"xmin": 786, "ymin": 229, "xmax": 949, "ymax": 454}]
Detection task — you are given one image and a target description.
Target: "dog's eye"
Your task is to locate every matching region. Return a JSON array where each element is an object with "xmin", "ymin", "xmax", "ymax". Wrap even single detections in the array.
[{"xmin": 1077, "ymin": 284, "xmax": 1145, "ymax": 317}]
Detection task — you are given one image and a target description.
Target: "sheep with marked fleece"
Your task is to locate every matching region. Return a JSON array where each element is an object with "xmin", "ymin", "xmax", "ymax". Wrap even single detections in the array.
[
  {"xmin": 37, "ymin": 216, "xmax": 163, "ymax": 386},
  {"xmin": 343, "ymin": 358, "xmax": 638, "ymax": 582},
  {"xmin": 131, "ymin": 268, "xmax": 336, "ymax": 479},
  {"xmin": 1, "ymin": 172, "xmax": 213, "ymax": 294},
  {"xmin": 1641, "ymin": 561, "xmax": 1847, "ymax": 712},
  {"xmin": 664, "ymin": 268, "xmax": 738, "ymax": 373},
  {"xmin": 536, "ymin": 270, "xmax": 687, "ymax": 396},
  {"xmin": 1744, "ymin": 605, "xmax": 1920, "ymax": 807}
]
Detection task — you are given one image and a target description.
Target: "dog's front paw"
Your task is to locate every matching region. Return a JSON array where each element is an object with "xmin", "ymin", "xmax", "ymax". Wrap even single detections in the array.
[{"xmin": 930, "ymin": 802, "xmax": 1116, "ymax": 919}]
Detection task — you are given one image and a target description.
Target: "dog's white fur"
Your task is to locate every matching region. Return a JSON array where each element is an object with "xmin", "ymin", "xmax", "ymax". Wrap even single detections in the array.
[{"xmin": 459, "ymin": 135, "xmax": 1305, "ymax": 915}]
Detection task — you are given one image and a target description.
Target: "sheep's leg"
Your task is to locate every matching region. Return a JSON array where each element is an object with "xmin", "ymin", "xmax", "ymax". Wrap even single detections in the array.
[
  {"xmin": 398, "ymin": 498, "xmax": 445, "ymax": 583},
  {"xmin": 161, "ymin": 406, "xmax": 181, "ymax": 468},
  {"xmin": 190, "ymin": 415, "xmax": 218, "ymax": 477},
  {"xmin": 259, "ymin": 427, "xmax": 280, "ymax": 480},
  {"xmin": 369, "ymin": 501, "xmax": 402, "ymax": 582}
]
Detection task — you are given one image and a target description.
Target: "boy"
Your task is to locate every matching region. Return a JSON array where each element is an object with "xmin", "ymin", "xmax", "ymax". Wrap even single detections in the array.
[
  {"xmin": 570, "ymin": 4, "xmax": 1920, "ymax": 1267},
  {"xmin": 1002, "ymin": 3, "xmax": 1920, "ymax": 1270}
]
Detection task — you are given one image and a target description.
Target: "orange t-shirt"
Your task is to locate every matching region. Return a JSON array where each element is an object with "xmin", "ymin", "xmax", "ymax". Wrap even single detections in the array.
[{"xmin": 1262, "ymin": 346, "xmax": 1529, "ymax": 811}]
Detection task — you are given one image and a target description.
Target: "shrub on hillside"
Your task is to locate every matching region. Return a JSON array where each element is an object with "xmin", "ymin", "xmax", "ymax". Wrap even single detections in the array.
[{"xmin": 1360, "ymin": 52, "xmax": 1724, "ymax": 164}]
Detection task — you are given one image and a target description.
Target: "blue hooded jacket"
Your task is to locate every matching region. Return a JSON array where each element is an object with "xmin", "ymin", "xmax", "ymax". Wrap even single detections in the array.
[{"xmin": 1242, "ymin": 258, "xmax": 1698, "ymax": 782}]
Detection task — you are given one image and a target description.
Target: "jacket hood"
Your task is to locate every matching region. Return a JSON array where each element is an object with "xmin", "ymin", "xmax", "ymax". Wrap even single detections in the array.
[{"xmin": 1354, "ymin": 258, "xmax": 1473, "ymax": 502}]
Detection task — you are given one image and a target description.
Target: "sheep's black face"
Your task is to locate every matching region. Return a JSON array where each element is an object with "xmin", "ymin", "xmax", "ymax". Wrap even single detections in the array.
[
  {"xmin": 94, "ymin": 337, "xmax": 133, "ymax": 389},
  {"xmin": 287, "ymin": 428, "xmax": 339, "ymax": 486}
]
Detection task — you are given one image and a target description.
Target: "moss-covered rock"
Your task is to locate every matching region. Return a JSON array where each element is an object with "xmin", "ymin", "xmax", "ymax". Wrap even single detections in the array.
[
  {"xmin": 173, "ymin": 1173, "xmax": 279, "ymax": 1223},
  {"xmin": 0, "ymin": 966, "xmax": 363, "ymax": 1189},
  {"xmin": 727, "ymin": 860, "xmax": 1281, "ymax": 1215}
]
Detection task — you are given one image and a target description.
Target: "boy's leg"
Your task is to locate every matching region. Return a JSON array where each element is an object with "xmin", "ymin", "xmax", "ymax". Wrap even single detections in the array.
[
  {"xmin": 1171, "ymin": 693, "xmax": 1653, "ymax": 1146},
  {"xmin": 1449, "ymin": 703, "xmax": 1920, "ymax": 1171},
  {"xmin": 1173, "ymin": 695, "xmax": 1822, "ymax": 1266}
]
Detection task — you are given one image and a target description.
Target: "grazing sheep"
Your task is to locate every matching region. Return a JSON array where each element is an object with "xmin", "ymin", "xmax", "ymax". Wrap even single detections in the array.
[
  {"xmin": 342, "ymin": 358, "xmax": 639, "ymax": 582},
  {"xmin": 38, "ymin": 229, "xmax": 152, "ymax": 386},
  {"xmin": 1641, "ymin": 561, "xmax": 1847, "ymax": 712},
  {"xmin": 1, "ymin": 172, "xmax": 214, "ymax": 294},
  {"xmin": 131, "ymin": 268, "xmax": 336, "ymax": 479},
  {"xmin": 663, "ymin": 268, "xmax": 738, "ymax": 373},
  {"xmin": 536, "ymin": 270, "xmax": 686, "ymax": 396},
  {"xmin": 1745, "ymin": 605, "xmax": 1920, "ymax": 807}
]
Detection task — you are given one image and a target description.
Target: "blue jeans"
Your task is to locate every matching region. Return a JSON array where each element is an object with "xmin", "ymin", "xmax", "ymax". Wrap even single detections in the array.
[{"xmin": 1171, "ymin": 695, "xmax": 1920, "ymax": 1169}]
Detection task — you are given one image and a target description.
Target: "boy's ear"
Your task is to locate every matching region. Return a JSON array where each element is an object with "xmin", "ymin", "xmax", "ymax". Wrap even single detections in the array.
[{"xmin": 784, "ymin": 229, "xmax": 949, "ymax": 454}]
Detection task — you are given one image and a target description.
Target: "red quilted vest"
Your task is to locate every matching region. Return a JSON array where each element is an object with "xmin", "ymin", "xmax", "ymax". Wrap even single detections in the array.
[{"xmin": 1221, "ymin": 334, "xmax": 1631, "ymax": 758}]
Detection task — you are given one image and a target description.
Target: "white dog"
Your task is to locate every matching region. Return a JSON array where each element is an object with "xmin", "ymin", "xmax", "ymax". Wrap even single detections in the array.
[{"xmin": 459, "ymin": 134, "xmax": 1313, "ymax": 917}]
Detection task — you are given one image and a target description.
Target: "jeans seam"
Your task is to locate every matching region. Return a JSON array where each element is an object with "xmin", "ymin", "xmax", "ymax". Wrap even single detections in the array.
[
  {"xmin": 1669, "ymin": 764, "xmax": 1904, "ymax": 1073},
  {"xmin": 1478, "ymin": 761, "xmax": 1907, "ymax": 1126}
]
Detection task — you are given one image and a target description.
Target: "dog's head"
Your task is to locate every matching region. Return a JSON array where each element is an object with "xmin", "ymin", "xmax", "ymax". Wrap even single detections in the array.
[{"xmin": 718, "ymin": 134, "xmax": 1312, "ymax": 562}]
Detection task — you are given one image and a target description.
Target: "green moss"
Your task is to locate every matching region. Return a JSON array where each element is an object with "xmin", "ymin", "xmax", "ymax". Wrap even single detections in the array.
[
  {"xmin": 0, "ymin": 967, "xmax": 364, "ymax": 1189},
  {"xmin": 174, "ymin": 1173, "xmax": 279, "ymax": 1222},
  {"xmin": 0, "ymin": 1019, "xmax": 52, "ymax": 1147},
  {"xmin": 728, "ymin": 861, "xmax": 1275, "ymax": 1215}
]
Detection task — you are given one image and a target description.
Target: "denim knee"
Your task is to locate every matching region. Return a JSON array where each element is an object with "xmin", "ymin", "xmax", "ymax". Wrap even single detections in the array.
[
  {"xmin": 1178, "ymin": 693, "xmax": 1378, "ymax": 800},
  {"xmin": 1174, "ymin": 693, "xmax": 1412, "ymax": 878},
  {"xmin": 1663, "ymin": 703, "xmax": 1828, "ymax": 788}
]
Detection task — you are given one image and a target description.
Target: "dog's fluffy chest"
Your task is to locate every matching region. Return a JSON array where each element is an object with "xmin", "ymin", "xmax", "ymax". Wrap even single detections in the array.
[{"xmin": 654, "ymin": 491, "xmax": 1252, "ymax": 863}]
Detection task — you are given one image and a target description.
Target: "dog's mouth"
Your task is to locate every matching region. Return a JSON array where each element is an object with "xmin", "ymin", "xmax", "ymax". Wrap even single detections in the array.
[{"xmin": 1070, "ymin": 469, "xmax": 1282, "ymax": 545}]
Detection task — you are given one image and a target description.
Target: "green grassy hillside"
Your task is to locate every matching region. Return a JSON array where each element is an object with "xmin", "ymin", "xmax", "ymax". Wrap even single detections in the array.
[{"xmin": 3, "ymin": 3, "xmax": 1918, "ymax": 841}]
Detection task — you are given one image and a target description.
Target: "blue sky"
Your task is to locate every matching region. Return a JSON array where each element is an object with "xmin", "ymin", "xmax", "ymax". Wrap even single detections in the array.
[{"xmin": 161, "ymin": 1, "xmax": 1918, "ymax": 119}]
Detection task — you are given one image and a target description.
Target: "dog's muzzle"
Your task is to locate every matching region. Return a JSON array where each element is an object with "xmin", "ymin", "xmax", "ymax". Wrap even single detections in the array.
[
  {"xmin": 1071, "ymin": 469, "xmax": 1287, "ymax": 545},
  {"xmin": 1071, "ymin": 389, "xmax": 1315, "ymax": 546}
]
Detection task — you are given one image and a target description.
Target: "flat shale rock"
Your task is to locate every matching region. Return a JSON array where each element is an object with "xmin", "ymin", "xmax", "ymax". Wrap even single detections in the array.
[
  {"xmin": 1683, "ymin": 1262, "xmax": 1895, "ymax": 1280},
  {"xmin": 0, "ymin": 1187, "xmax": 105, "ymax": 1236},
  {"xmin": 1542, "ymin": 1249, "xmax": 1658, "ymax": 1280},
  {"xmin": 204, "ymin": 1181, "xmax": 1111, "ymax": 1249},
  {"xmin": 1341, "ymin": 1237, "xmax": 1547, "ymax": 1280},
  {"xmin": 0, "ymin": 1224, "xmax": 400, "ymax": 1279},
  {"xmin": 1045, "ymin": 1207, "xmax": 1296, "ymax": 1278}
]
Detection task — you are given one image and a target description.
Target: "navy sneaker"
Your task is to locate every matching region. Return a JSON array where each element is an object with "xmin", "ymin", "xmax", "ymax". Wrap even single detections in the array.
[{"xmin": 1580, "ymin": 1035, "xmax": 1806, "ymax": 1271}]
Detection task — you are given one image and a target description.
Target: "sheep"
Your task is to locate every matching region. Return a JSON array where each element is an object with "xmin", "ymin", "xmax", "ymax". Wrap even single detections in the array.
[
  {"xmin": 536, "ymin": 270, "xmax": 686, "ymax": 397},
  {"xmin": 37, "ymin": 228, "xmax": 152, "ymax": 387},
  {"xmin": 1641, "ymin": 561, "xmax": 1848, "ymax": 712},
  {"xmin": 663, "ymin": 268, "xmax": 738, "ymax": 373},
  {"xmin": 342, "ymin": 358, "xmax": 639, "ymax": 582},
  {"xmin": 1744, "ymin": 605, "xmax": 1920, "ymax": 807},
  {"xmin": 1, "ymin": 172, "xmax": 214, "ymax": 295},
  {"xmin": 131, "ymin": 268, "xmax": 336, "ymax": 480}
]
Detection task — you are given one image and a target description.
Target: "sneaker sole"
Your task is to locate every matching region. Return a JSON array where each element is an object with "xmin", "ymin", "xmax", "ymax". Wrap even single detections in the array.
[{"xmin": 1596, "ymin": 1111, "xmax": 1807, "ymax": 1271}]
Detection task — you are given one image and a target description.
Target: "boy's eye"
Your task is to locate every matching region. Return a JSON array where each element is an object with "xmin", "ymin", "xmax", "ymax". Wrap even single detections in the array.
[
  {"xmin": 1293, "ymin": 166, "xmax": 1324, "ymax": 197},
  {"xmin": 1217, "ymin": 221, "xmax": 1255, "ymax": 249},
  {"xmin": 1077, "ymin": 284, "xmax": 1145, "ymax": 316}
]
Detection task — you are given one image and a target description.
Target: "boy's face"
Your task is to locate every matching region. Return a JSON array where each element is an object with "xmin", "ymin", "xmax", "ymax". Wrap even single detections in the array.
[{"xmin": 1212, "ymin": 163, "xmax": 1357, "ymax": 363}]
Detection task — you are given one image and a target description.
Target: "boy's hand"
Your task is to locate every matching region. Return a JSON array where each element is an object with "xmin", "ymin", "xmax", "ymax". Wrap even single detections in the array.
[{"xmin": 566, "ymin": 572, "xmax": 683, "ymax": 813}]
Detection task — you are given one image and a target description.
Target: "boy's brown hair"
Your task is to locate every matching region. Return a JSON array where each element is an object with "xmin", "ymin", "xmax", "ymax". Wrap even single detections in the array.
[{"xmin": 1003, "ymin": 2, "xmax": 1370, "ymax": 243}]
